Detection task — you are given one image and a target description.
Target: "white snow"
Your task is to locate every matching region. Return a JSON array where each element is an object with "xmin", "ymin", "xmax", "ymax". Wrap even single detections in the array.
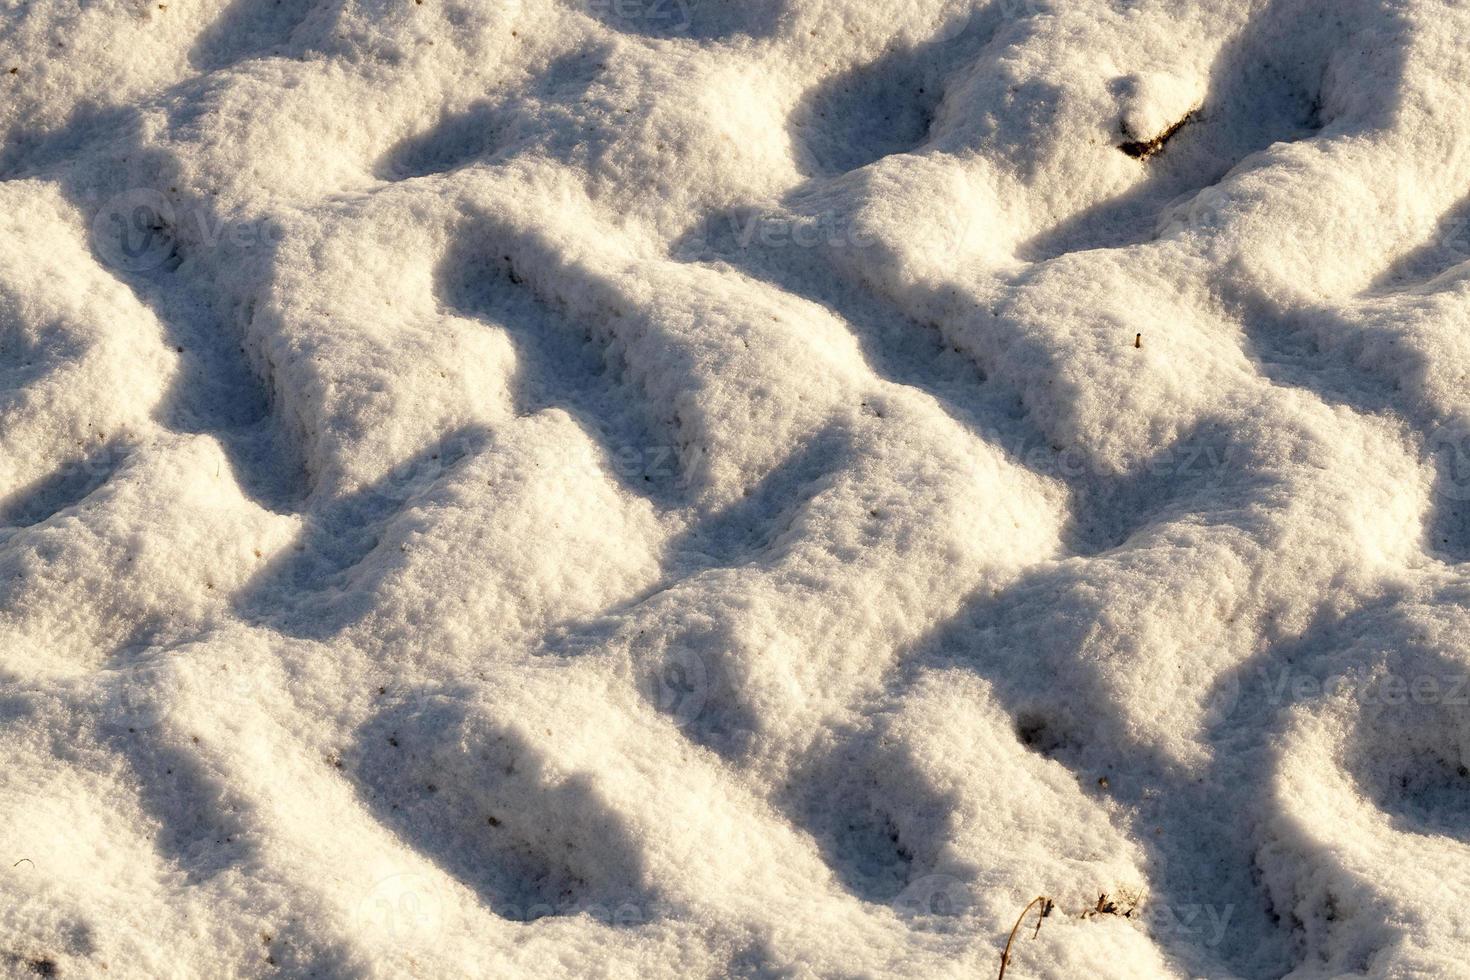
[{"xmin": 3, "ymin": 0, "xmax": 1470, "ymax": 976}]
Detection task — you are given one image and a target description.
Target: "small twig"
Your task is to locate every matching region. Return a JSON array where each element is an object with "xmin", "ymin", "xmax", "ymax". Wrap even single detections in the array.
[
  {"xmin": 13, "ymin": 858, "xmax": 33, "ymax": 868},
  {"xmin": 998, "ymin": 895, "xmax": 1054, "ymax": 980},
  {"xmin": 1119, "ymin": 109, "xmax": 1197, "ymax": 160}
]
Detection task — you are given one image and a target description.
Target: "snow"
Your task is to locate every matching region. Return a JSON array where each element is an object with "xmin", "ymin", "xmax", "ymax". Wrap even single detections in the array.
[{"xmin": 3, "ymin": 0, "xmax": 1470, "ymax": 976}]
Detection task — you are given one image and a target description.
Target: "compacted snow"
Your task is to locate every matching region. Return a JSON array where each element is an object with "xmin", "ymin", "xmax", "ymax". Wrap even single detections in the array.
[{"xmin": 4, "ymin": 0, "xmax": 1470, "ymax": 976}]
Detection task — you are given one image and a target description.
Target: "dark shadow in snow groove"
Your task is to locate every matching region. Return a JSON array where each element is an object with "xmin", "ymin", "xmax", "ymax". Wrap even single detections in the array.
[
  {"xmin": 1370, "ymin": 193, "xmax": 1470, "ymax": 293},
  {"xmin": 902, "ymin": 426, "xmax": 1423, "ymax": 976},
  {"xmin": 542, "ymin": 606, "xmax": 770, "ymax": 761},
  {"xmin": 0, "ymin": 103, "xmax": 139, "ymax": 181},
  {"xmin": 669, "ymin": 211, "xmax": 1023, "ymax": 455},
  {"xmin": 188, "ymin": 0, "xmax": 329, "ymax": 71},
  {"xmin": 538, "ymin": 424, "xmax": 855, "ymax": 756},
  {"xmin": 1220, "ymin": 287, "xmax": 1405, "ymax": 422},
  {"xmin": 918, "ymin": 579, "xmax": 1470, "ymax": 977},
  {"xmin": 378, "ymin": 101, "xmax": 509, "ymax": 181},
  {"xmin": 115, "ymin": 727, "xmax": 256, "ymax": 888},
  {"xmin": 779, "ymin": 729, "xmax": 958, "ymax": 905},
  {"xmin": 1351, "ymin": 734, "xmax": 1470, "ymax": 847},
  {"xmin": 1206, "ymin": 592, "xmax": 1470, "ymax": 883},
  {"xmin": 151, "ymin": 288, "xmax": 308, "ymax": 513},
  {"xmin": 0, "ymin": 442, "xmax": 129, "ymax": 529},
  {"xmin": 1020, "ymin": 0, "xmax": 1415, "ymax": 262},
  {"xmin": 663, "ymin": 421, "xmax": 852, "ymax": 570},
  {"xmin": 100, "ymin": 721, "xmax": 362, "ymax": 975},
  {"xmin": 788, "ymin": 8, "xmax": 1008, "ymax": 175},
  {"xmin": 1035, "ymin": 416, "xmax": 1247, "ymax": 557},
  {"xmin": 672, "ymin": 219, "xmax": 1250, "ymax": 558},
  {"xmin": 350, "ymin": 694, "xmax": 659, "ymax": 925},
  {"xmin": 1213, "ymin": 285, "xmax": 1470, "ymax": 563},
  {"xmin": 233, "ymin": 427, "xmax": 488, "ymax": 637},
  {"xmin": 105, "ymin": 252, "xmax": 308, "ymax": 512},
  {"xmin": 375, "ymin": 50, "xmax": 609, "ymax": 180},
  {"xmin": 436, "ymin": 222, "xmax": 675, "ymax": 506},
  {"xmin": 1425, "ymin": 429, "xmax": 1470, "ymax": 565},
  {"xmin": 1020, "ymin": 18, "xmax": 1334, "ymax": 260},
  {"xmin": 40, "ymin": 128, "xmax": 311, "ymax": 511},
  {"xmin": 911, "ymin": 570, "xmax": 1309, "ymax": 980}
]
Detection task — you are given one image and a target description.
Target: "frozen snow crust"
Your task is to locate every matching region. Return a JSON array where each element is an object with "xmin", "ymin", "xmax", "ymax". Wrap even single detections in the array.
[{"xmin": 4, "ymin": 0, "xmax": 1470, "ymax": 976}]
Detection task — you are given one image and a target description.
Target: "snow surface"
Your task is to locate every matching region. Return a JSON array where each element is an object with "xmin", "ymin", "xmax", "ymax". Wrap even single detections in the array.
[{"xmin": 4, "ymin": 0, "xmax": 1470, "ymax": 976}]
